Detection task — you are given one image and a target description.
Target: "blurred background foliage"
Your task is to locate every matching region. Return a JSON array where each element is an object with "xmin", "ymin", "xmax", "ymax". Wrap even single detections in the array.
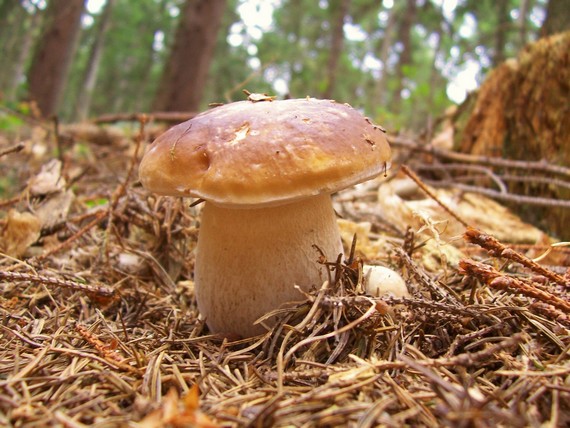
[{"xmin": 0, "ymin": 0, "xmax": 565, "ymax": 132}]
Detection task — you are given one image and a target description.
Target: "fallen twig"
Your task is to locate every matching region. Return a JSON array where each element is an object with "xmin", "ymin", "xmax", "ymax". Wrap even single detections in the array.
[
  {"xmin": 464, "ymin": 227, "xmax": 568, "ymax": 287},
  {"xmin": 458, "ymin": 259, "xmax": 570, "ymax": 314},
  {"xmin": 0, "ymin": 270, "xmax": 116, "ymax": 300},
  {"xmin": 390, "ymin": 136, "xmax": 570, "ymax": 178},
  {"xmin": 92, "ymin": 111, "xmax": 196, "ymax": 124},
  {"xmin": 426, "ymin": 180, "xmax": 570, "ymax": 208}
]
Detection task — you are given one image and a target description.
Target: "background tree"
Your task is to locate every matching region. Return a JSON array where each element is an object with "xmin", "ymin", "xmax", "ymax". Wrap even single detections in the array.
[
  {"xmin": 0, "ymin": 0, "xmax": 554, "ymax": 129},
  {"xmin": 516, "ymin": 0, "xmax": 530, "ymax": 49},
  {"xmin": 0, "ymin": 2, "xmax": 44, "ymax": 103},
  {"xmin": 201, "ymin": 0, "xmax": 252, "ymax": 103},
  {"xmin": 153, "ymin": 0, "xmax": 227, "ymax": 112},
  {"xmin": 492, "ymin": 0, "xmax": 510, "ymax": 67},
  {"xmin": 73, "ymin": 0, "xmax": 115, "ymax": 121},
  {"xmin": 322, "ymin": 0, "xmax": 351, "ymax": 99},
  {"xmin": 392, "ymin": 0, "xmax": 417, "ymax": 114},
  {"xmin": 27, "ymin": 0, "xmax": 86, "ymax": 117},
  {"xmin": 61, "ymin": 0, "xmax": 183, "ymax": 120},
  {"xmin": 372, "ymin": 1, "xmax": 397, "ymax": 109},
  {"xmin": 541, "ymin": 0, "xmax": 570, "ymax": 36}
]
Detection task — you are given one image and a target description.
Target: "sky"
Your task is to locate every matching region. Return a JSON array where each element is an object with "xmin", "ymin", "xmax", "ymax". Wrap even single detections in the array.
[{"xmin": 86, "ymin": 0, "xmax": 481, "ymax": 104}]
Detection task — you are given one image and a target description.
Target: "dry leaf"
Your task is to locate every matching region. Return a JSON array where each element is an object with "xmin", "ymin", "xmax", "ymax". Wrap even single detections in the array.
[
  {"xmin": 28, "ymin": 159, "xmax": 65, "ymax": 196},
  {"xmin": 0, "ymin": 209, "xmax": 41, "ymax": 257},
  {"xmin": 34, "ymin": 189, "xmax": 74, "ymax": 229}
]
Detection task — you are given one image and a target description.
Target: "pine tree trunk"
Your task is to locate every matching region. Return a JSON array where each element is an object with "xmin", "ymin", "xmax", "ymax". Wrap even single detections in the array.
[
  {"xmin": 374, "ymin": 5, "xmax": 397, "ymax": 107},
  {"xmin": 287, "ymin": 0, "xmax": 304, "ymax": 96},
  {"xmin": 393, "ymin": 0, "xmax": 416, "ymax": 113},
  {"xmin": 492, "ymin": 0, "xmax": 509, "ymax": 67},
  {"xmin": 0, "ymin": 3, "xmax": 34, "ymax": 98},
  {"xmin": 74, "ymin": 0, "xmax": 115, "ymax": 121},
  {"xmin": 133, "ymin": 0, "xmax": 170, "ymax": 112},
  {"xmin": 27, "ymin": 0, "xmax": 85, "ymax": 118},
  {"xmin": 322, "ymin": 0, "xmax": 350, "ymax": 99},
  {"xmin": 0, "ymin": 2, "xmax": 20, "ymax": 54},
  {"xmin": 427, "ymin": 15, "xmax": 445, "ymax": 114},
  {"xmin": 517, "ymin": 0, "xmax": 530, "ymax": 49},
  {"xmin": 541, "ymin": 0, "xmax": 570, "ymax": 36},
  {"xmin": 5, "ymin": 9, "xmax": 43, "ymax": 102},
  {"xmin": 153, "ymin": 0, "xmax": 227, "ymax": 112}
]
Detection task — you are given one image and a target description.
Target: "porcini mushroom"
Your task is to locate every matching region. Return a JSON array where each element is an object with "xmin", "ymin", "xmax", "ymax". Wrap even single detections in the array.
[{"xmin": 139, "ymin": 98, "xmax": 392, "ymax": 337}]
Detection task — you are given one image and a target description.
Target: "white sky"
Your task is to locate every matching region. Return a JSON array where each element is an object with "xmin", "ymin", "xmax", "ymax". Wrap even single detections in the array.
[{"xmin": 86, "ymin": 0, "xmax": 481, "ymax": 104}]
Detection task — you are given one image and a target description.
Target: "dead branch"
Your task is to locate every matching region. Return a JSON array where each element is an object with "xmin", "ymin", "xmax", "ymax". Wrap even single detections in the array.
[
  {"xmin": 92, "ymin": 111, "xmax": 197, "ymax": 124},
  {"xmin": 500, "ymin": 173, "xmax": 570, "ymax": 191},
  {"xmin": 390, "ymin": 136, "xmax": 570, "ymax": 178},
  {"xmin": 425, "ymin": 180, "xmax": 570, "ymax": 208},
  {"xmin": 416, "ymin": 163, "xmax": 508, "ymax": 193}
]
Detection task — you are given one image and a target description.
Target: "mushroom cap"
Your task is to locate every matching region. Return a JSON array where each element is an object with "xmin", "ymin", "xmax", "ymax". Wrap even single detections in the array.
[{"xmin": 139, "ymin": 98, "xmax": 391, "ymax": 207}]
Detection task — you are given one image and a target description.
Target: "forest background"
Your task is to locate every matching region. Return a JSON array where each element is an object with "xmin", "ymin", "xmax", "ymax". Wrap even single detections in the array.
[{"xmin": 1, "ymin": 0, "xmax": 567, "ymax": 131}]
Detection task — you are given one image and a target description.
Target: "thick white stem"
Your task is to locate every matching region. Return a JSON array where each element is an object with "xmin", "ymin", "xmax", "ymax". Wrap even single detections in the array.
[{"xmin": 194, "ymin": 194, "xmax": 343, "ymax": 337}]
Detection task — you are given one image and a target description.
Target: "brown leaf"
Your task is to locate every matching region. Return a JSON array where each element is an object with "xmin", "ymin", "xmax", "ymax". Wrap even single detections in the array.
[
  {"xmin": 0, "ymin": 209, "xmax": 41, "ymax": 257},
  {"xmin": 27, "ymin": 159, "xmax": 65, "ymax": 196}
]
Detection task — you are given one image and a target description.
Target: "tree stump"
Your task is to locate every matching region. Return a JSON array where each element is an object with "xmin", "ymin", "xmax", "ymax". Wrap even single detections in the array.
[{"xmin": 457, "ymin": 31, "xmax": 570, "ymax": 239}]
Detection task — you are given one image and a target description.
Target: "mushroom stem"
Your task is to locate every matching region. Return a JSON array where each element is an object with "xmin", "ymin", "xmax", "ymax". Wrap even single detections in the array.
[{"xmin": 194, "ymin": 194, "xmax": 343, "ymax": 337}]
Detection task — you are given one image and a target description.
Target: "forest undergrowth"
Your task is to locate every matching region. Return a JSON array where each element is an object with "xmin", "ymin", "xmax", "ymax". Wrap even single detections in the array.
[{"xmin": 0, "ymin": 116, "xmax": 569, "ymax": 427}]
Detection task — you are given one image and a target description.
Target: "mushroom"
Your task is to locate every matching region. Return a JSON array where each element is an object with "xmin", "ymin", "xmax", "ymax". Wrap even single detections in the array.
[{"xmin": 139, "ymin": 98, "xmax": 392, "ymax": 337}]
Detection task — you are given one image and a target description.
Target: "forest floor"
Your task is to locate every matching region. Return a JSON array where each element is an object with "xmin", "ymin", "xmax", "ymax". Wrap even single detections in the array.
[{"xmin": 0, "ymin": 117, "xmax": 569, "ymax": 427}]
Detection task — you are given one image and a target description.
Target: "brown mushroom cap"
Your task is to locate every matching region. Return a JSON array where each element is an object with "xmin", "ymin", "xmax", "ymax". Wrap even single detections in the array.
[{"xmin": 139, "ymin": 98, "xmax": 391, "ymax": 207}]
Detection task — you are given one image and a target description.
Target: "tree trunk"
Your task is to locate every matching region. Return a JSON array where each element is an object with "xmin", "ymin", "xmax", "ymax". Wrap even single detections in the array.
[
  {"xmin": 492, "ymin": 0, "xmax": 509, "ymax": 67},
  {"xmin": 74, "ymin": 0, "xmax": 115, "ymax": 121},
  {"xmin": 286, "ymin": 0, "xmax": 304, "ymax": 96},
  {"xmin": 132, "ymin": 0, "xmax": 170, "ymax": 112},
  {"xmin": 393, "ymin": 0, "xmax": 416, "ymax": 113},
  {"xmin": 0, "ymin": 4, "xmax": 44, "ymax": 102},
  {"xmin": 322, "ymin": 0, "xmax": 350, "ymax": 99},
  {"xmin": 27, "ymin": 0, "xmax": 85, "ymax": 118},
  {"xmin": 427, "ymin": 30, "xmax": 443, "ymax": 112},
  {"xmin": 374, "ymin": 4, "xmax": 398, "ymax": 107},
  {"xmin": 541, "ymin": 0, "xmax": 570, "ymax": 36},
  {"xmin": 153, "ymin": 0, "xmax": 227, "ymax": 112},
  {"xmin": 517, "ymin": 0, "xmax": 530, "ymax": 49},
  {"xmin": 0, "ymin": 1, "xmax": 21, "ymax": 53}
]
